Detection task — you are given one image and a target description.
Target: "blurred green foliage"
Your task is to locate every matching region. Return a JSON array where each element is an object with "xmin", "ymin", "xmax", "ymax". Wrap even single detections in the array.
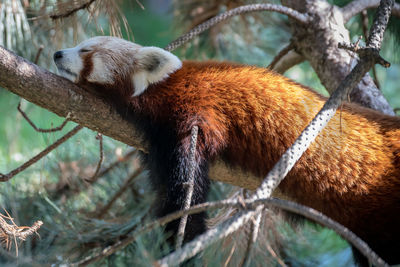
[{"xmin": 0, "ymin": 0, "xmax": 399, "ymax": 266}]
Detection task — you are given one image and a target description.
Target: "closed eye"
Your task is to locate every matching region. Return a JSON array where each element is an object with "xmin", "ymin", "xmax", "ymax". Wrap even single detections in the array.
[{"xmin": 79, "ymin": 48, "xmax": 91, "ymax": 53}]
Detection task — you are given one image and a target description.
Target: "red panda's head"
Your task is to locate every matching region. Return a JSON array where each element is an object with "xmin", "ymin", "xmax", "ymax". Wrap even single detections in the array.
[{"xmin": 53, "ymin": 36, "xmax": 182, "ymax": 96}]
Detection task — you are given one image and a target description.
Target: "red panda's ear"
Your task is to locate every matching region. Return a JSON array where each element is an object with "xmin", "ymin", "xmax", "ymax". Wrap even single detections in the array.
[{"xmin": 132, "ymin": 47, "xmax": 182, "ymax": 96}]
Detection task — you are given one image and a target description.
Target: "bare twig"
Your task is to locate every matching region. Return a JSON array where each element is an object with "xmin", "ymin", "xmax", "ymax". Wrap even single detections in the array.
[
  {"xmin": 271, "ymin": 50, "xmax": 305, "ymax": 74},
  {"xmin": 85, "ymin": 133, "xmax": 104, "ymax": 181},
  {"xmin": 18, "ymin": 102, "xmax": 70, "ymax": 133},
  {"xmin": 361, "ymin": 10, "xmax": 370, "ymax": 40},
  {"xmin": 0, "ymin": 125, "xmax": 83, "ymax": 181},
  {"xmin": 50, "ymin": 0, "xmax": 97, "ymax": 20},
  {"xmin": 165, "ymin": 4, "xmax": 309, "ymax": 51},
  {"xmin": 91, "ymin": 149, "xmax": 137, "ymax": 183},
  {"xmin": 70, "ymin": 235, "xmax": 135, "ymax": 266},
  {"xmin": 266, "ymin": 243, "xmax": 287, "ymax": 267},
  {"xmin": 268, "ymin": 42, "xmax": 297, "ymax": 71},
  {"xmin": 135, "ymin": 0, "xmax": 144, "ymax": 10},
  {"xmin": 51, "ymin": 148, "xmax": 139, "ymax": 199},
  {"xmin": 223, "ymin": 244, "xmax": 236, "ymax": 267},
  {"xmin": 176, "ymin": 125, "xmax": 199, "ymax": 249},
  {"xmin": 96, "ymin": 167, "xmax": 143, "ymax": 218},
  {"xmin": 33, "ymin": 45, "xmax": 44, "ymax": 65},
  {"xmin": 241, "ymin": 212, "xmax": 262, "ymax": 267},
  {"xmin": 342, "ymin": 0, "xmax": 400, "ymax": 22}
]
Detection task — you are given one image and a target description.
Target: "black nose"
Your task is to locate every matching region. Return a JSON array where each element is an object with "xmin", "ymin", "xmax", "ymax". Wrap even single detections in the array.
[{"xmin": 53, "ymin": 51, "xmax": 63, "ymax": 61}]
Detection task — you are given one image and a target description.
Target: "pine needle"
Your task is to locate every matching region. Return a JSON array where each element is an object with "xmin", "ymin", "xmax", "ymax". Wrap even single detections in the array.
[{"xmin": 0, "ymin": 210, "xmax": 43, "ymax": 257}]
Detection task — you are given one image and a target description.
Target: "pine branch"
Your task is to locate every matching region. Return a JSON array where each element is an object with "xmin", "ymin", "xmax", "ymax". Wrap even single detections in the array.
[
  {"xmin": 71, "ymin": 197, "xmax": 387, "ymax": 266},
  {"xmin": 0, "ymin": 211, "xmax": 43, "ymax": 256},
  {"xmin": 156, "ymin": 198, "xmax": 388, "ymax": 267}
]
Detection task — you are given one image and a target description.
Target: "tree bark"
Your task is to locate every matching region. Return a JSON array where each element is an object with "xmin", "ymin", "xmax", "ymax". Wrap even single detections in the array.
[
  {"xmin": 0, "ymin": 0, "xmax": 396, "ymax": 189},
  {"xmin": 282, "ymin": 0, "xmax": 394, "ymax": 115},
  {"xmin": 0, "ymin": 45, "xmax": 262, "ymax": 190},
  {"xmin": 0, "ymin": 46, "xmax": 147, "ymax": 151}
]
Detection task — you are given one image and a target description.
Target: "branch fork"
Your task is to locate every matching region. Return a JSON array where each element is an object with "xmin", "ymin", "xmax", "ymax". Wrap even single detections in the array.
[{"xmin": 338, "ymin": 40, "xmax": 390, "ymax": 67}]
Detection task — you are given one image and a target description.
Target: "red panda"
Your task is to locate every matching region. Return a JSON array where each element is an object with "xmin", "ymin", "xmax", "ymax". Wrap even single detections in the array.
[{"xmin": 54, "ymin": 36, "xmax": 400, "ymax": 265}]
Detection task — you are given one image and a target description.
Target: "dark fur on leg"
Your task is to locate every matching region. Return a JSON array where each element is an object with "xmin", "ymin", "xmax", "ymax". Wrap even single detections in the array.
[{"xmin": 142, "ymin": 130, "xmax": 210, "ymax": 245}]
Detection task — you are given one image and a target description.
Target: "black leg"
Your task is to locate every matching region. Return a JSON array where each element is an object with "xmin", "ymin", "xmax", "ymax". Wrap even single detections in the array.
[{"xmin": 144, "ymin": 138, "xmax": 210, "ymax": 245}]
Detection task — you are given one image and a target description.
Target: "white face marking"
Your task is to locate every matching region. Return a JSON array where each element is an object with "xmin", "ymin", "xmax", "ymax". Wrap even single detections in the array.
[
  {"xmin": 87, "ymin": 56, "xmax": 114, "ymax": 84},
  {"xmin": 53, "ymin": 46, "xmax": 83, "ymax": 82},
  {"xmin": 54, "ymin": 36, "xmax": 182, "ymax": 96}
]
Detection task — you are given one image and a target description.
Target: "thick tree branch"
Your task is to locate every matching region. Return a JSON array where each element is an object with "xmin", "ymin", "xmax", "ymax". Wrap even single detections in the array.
[
  {"xmin": 342, "ymin": 0, "xmax": 400, "ymax": 22},
  {"xmin": 0, "ymin": 45, "xmax": 147, "ymax": 151},
  {"xmin": 282, "ymin": 0, "xmax": 394, "ymax": 115},
  {"xmin": 0, "ymin": 46, "xmax": 263, "ymax": 189}
]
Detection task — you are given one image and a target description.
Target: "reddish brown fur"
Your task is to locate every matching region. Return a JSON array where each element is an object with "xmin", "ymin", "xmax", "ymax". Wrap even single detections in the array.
[
  {"xmin": 77, "ymin": 54, "xmax": 400, "ymax": 263},
  {"xmin": 123, "ymin": 61, "xmax": 400, "ymax": 263}
]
